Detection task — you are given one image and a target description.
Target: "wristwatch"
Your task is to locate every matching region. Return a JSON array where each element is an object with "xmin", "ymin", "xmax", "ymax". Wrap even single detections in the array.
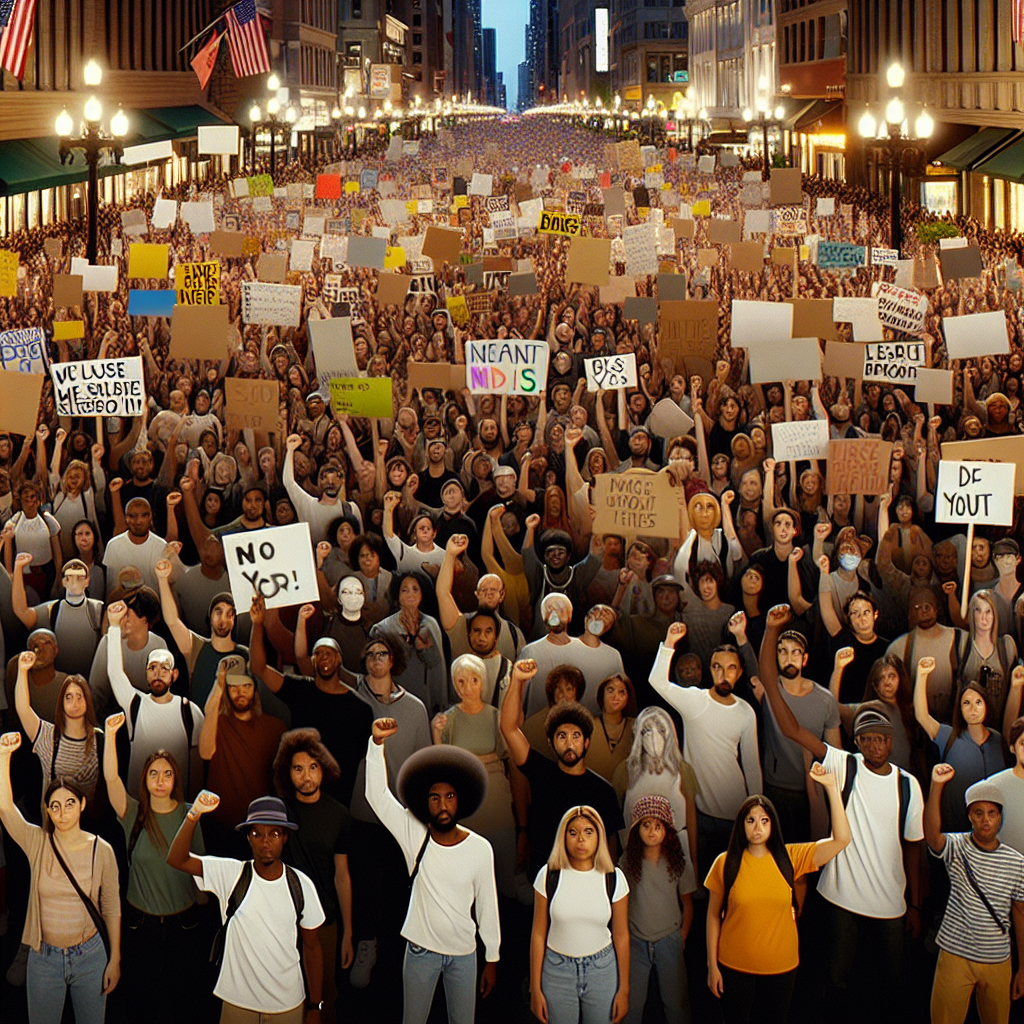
[{"xmin": 306, "ymin": 1000, "xmax": 324, "ymax": 1013}]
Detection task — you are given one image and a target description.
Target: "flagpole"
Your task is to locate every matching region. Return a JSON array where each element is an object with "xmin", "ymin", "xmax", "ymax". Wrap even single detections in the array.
[{"xmin": 178, "ymin": 11, "xmax": 229, "ymax": 53}]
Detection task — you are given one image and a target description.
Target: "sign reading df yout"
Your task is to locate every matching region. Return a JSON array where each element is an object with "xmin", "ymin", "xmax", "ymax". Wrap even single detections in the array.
[{"xmin": 936, "ymin": 461, "xmax": 1016, "ymax": 526}]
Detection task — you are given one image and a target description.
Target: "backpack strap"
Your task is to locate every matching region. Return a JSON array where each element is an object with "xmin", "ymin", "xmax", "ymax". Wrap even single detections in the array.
[
  {"xmin": 408, "ymin": 831, "xmax": 431, "ymax": 890},
  {"xmin": 897, "ymin": 769, "xmax": 911, "ymax": 841},
  {"xmin": 544, "ymin": 866, "xmax": 560, "ymax": 905},
  {"xmin": 209, "ymin": 862, "xmax": 254, "ymax": 967},
  {"xmin": 128, "ymin": 694, "xmax": 142, "ymax": 739},
  {"xmin": 283, "ymin": 865, "xmax": 309, "ymax": 999},
  {"xmin": 605, "ymin": 870, "xmax": 616, "ymax": 927},
  {"xmin": 840, "ymin": 753, "xmax": 858, "ymax": 808},
  {"xmin": 179, "ymin": 697, "xmax": 195, "ymax": 789}
]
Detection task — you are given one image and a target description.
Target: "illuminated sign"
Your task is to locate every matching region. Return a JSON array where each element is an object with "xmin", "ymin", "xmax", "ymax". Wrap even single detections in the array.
[{"xmin": 595, "ymin": 9, "xmax": 609, "ymax": 72}]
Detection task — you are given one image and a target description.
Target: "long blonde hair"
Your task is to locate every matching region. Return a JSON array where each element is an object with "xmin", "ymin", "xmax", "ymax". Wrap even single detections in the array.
[{"xmin": 546, "ymin": 805, "xmax": 615, "ymax": 874}]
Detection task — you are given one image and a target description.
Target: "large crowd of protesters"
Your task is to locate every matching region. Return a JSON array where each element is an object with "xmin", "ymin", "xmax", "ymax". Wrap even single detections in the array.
[{"xmin": 2, "ymin": 112, "xmax": 1024, "ymax": 1024}]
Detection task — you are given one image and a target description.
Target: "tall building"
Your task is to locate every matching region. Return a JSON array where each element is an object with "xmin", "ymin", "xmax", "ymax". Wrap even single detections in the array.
[
  {"xmin": 559, "ymin": 0, "xmax": 611, "ymax": 102},
  {"xmin": 270, "ymin": 0, "xmax": 338, "ymax": 126},
  {"xmin": 483, "ymin": 27, "xmax": 497, "ymax": 105},
  {"xmin": 610, "ymin": 0, "xmax": 688, "ymax": 111},
  {"xmin": 527, "ymin": 0, "xmax": 558, "ymax": 101},
  {"xmin": 518, "ymin": 60, "xmax": 533, "ymax": 109},
  {"xmin": 338, "ymin": 0, "xmax": 381, "ymax": 98},
  {"xmin": 451, "ymin": 0, "xmax": 483, "ymax": 98}
]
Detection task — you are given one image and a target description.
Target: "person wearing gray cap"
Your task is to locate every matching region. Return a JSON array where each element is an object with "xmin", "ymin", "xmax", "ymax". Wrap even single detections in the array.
[{"xmin": 925, "ymin": 765, "xmax": 1024, "ymax": 1022}]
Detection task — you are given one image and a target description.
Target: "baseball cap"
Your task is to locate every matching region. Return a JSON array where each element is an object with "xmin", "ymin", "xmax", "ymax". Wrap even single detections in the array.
[{"xmin": 147, "ymin": 649, "xmax": 175, "ymax": 668}]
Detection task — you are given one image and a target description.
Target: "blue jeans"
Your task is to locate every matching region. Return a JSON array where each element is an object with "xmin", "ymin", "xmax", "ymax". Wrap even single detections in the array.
[
  {"xmin": 542, "ymin": 944, "xmax": 620, "ymax": 1024},
  {"xmin": 27, "ymin": 932, "xmax": 107, "ymax": 1024},
  {"xmin": 625, "ymin": 931, "xmax": 690, "ymax": 1024},
  {"xmin": 402, "ymin": 942, "xmax": 477, "ymax": 1024}
]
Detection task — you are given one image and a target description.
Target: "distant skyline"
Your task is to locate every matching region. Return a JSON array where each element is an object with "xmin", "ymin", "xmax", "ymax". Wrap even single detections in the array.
[{"xmin": 481, "ymin": 0, "xmax": 527, "ymax": 109}]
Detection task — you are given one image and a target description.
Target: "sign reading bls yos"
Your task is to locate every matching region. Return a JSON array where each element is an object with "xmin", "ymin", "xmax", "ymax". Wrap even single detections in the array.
[
  {"xmin": 936, "ymin": 460, "xmax": 1016, "ymax": 526},
  {"xmin": 221, "ymin": 522, "xmax": 319, "ymax": 610}
]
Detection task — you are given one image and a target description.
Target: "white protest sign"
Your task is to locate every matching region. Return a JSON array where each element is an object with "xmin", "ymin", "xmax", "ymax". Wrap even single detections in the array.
[
  {"xmin": 730, "ymin": 300, "xmax": 793, "ymax": 348},
  {"xmin": 198, "ymin": 125, "xmax": 240, "ymax": 156},
  {"xmin": 744, "ymin": 210, "xmax": 771, "ymax": 235},
  {"xmin": 832, "ymin": 297, "xmax": 883, "ymax": 341},
  {"xmin": 771, "ymin": 419, "xmax": 830, "ymax": 460},
  {"xmin": 871, "ymin": 247, "xmax": 899, "ymax": 266},
  {"xmin": 151, "ymin": 199, "xmax": 177, "ymax": 229},
  {"xmin": 874, "ymin": 282, "xmax": 928, "ymax": 334},
  {"xmin": 0, "ymin": 327, "xmax": 46, "ymax": 373},
  {"xmin": 698, "ymin": 155, "xmax": 716, "ymax": 174},
  {"xmin": 936, "ymin": 460, "xmax": 1016, "ymax": 526},
  {"xmin": 585, "ymin": 353, "xmax": 637, "ymax": 391},
  {"xmin": 303, "ymin": 214, "xmax": 326, "ymax": 237},
  {"xmin": 894, "ymin": 259, "xmax": 915, "ymax": 288},
  {"xmin": 914, "ymin": 367, "xmax": 954, "ymax": 405},
  {"xmin": 221, "ymin": 522, "xmax": 319, "ymax": 610},
  {"xmin": 469, "ymin": 173, "xmax": 493, "ymax": 196},
  {"xmin": 943, "ymin": 311, "xmax": 1010, "ymax": 359},
  {"xmin": 938, "ymin": 236, "xmax": 968, "ymax": 250},
  {"xmin": 241, "ymin": 281, "xmax": 302, "ymax": 327},
  {"xmin": 863, "ymin": 341, "xmax": 926, "ymax": 383},
  {"xmin": 320, "ymin": 235, "xmax": 348, "ymax": 266},
  {"xmin": 622, "ymin": 223, "xmax": 658, "ymax": 277},
  {"xmin": 290, "ymin": 239, "xmax": 316, "ymax": 272},
  {"xmin": 308, "ymin": 316, "xmax": 358, "ymax": 394},
  {"xmin": 815, "ymin": 197, "xmax": 835, "ymax": 216},
  {"xmin": 465, "ymin": 339, "xmax": 549, "ymax": 395},
  {"xmin": 646, "ymin": 398, "xmax": 694, "ymax": 438},
  {"xmin": 50, "ymin": 356, "xmax": 144, "ymax": 416},
  {"xmin": 70, "ymin": 258, "xmax": 118, "ymax": 292},
  {"xmin": 180, "ymin": 201, "xmax": 215, "ymax": 234}
]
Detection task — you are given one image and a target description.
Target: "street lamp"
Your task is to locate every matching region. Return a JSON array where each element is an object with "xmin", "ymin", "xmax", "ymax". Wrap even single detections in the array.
[
  {"xmin": 55, "ymin": 62, "xmax": 127, "ymax": 264},
  {"xmin": 249, "ymin": 75, "xmax": 292, "ymax": 173},
  {"xmin": 744, "ymin": 77, "xmax": 786, "ymax": 181},
  {"xmin": 858, "ymin": 61, "xmax": 933, "ymax": 255}
]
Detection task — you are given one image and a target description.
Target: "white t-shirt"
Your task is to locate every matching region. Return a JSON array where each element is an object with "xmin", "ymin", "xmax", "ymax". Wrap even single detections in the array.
[
  {"xmin": 533, "ymin": 864, "xmax": 628, "ymax": 957},
  {"xmin": 124, "ymin": 694, "xmax": 204, "ymax": 799},
  {"xmin": 102, "ymin": 531, "xmax": 168, "ymax": 595},
  {"xmin": 197, "ymin": 856, "xmax": 325, "ymax": 1013},
  {"xmin": 817, "ymin": 744, "xmax": 924, "ymax": 919},
  {"xmin": 520, "ymin": 636, "xmax": 593, "ymax": 717},
  {"xmin": 13, "ymin": 511, "xmax": 60, "ymax": 565}
]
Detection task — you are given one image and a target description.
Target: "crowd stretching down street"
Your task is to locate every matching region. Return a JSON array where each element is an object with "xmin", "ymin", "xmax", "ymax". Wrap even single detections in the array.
[{"xmin": 3, "ymin": 114, "xmax": 1024, "ymax": 1024}]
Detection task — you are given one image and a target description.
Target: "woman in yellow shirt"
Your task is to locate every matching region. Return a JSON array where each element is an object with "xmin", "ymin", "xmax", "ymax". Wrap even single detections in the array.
[{"xmin": 704, "ymin": 764, "xmax": 851, "ymax": 1023}]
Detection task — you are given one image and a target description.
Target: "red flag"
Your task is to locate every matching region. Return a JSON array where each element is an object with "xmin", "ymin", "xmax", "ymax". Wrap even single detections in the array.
[{"xmin": 191, "ymin": 29, "xmax": 221, "ymax": 90}]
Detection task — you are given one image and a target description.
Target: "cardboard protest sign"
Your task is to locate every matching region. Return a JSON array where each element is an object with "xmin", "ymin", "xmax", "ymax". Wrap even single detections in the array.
[
  {"xmin": 327, "ymin": 377, "xmax": 393, "ymax": 418},
  {"xmin": 749, "ymin": 337, "xmax": 821, "ymax": 383},
  {"xmin": 786, "ymin": 298, "xmax": 838, "ymax": 341},
  {"xmin": 833, "ymin": 297, "xmax": 884, "ymax": 342},
  {"xmin": 660, "ymin": 300, "xmax": 717, "ymax": 363},
  {"xmin": 407, "ymin": 361, "xmax": 466, "ymax": 393},
  {"xmin": 0, "ymin": 369, "xmax": 43, "ymax": 434},
  {"xmin": 127, "ymin": 289, "xmax": 176, "ymax": 317},
  {"xmin": 224, "ymin": 378, "xmax": 280, "ymax": 431},
  {"xmin": 827, "ymin": 439, "xmax": 893, "ymax": 494},
  {"xmin": 936, "ymin": 460, "xmax": 1016, "ymax": 526},
  {"xmin": 817, "ymin": 242, "xmax": 867, "ymax": 269},
  {"xmin": 943, "ymin": 310, "xmax": 1009, "ymax": 359},
  {"xmin": 50, "ymin": 356, "xmax": 144, "ymax": 417},
  {"xmin": 708, "ymin": 219, "xmax": 742, "ymax": 244},
  {"xmin": 175, "ymin": 261, "xmax": 219, "ymax": 304},
  {"xmin": 422, "ymin": 226, "xmax": 464, "ymax": 268},
  {"xmin": 592, "ymin": 471, "xmax": 680, "ymax": 538},
  {"xmin": 566, "ymin": 237, "xmax": 611, "ymax": 286},
  {"xmin": 772, "ymin": 419, "xmax": 830, "ymax": 461},
  {"xmin": 53, "ymin": 321, "xmax": 85, "ymax": 341},
  {"xmin": 731, "ymin": 300, "xmax": 793, "ymax": 349},
  {"xmin": 770, "ymin": 168, "xmax": 802, "ymax": 205},
  {"xmin": 863, "ymin": 341, "xmax": 926, "ymax": 383},
  {"xmin": 43, "ymin": 238, "xmax": 62, "ymax": 258},
  {"xmin": 728, "ymin": 242, "xmax": 764, "ymax": 273},
  {"xmin": 914, "ymin": 367, "xmax": 954, "ymax": 405},
  {"xmin": 508, "ymin": 271, "xmax": 538, "ymax": 296},
  {"xmin": 170, "ymin": 303, "xmax": 230, "ymax": 359},
  {"xmin": 646, "ymin": 398, "xmax": 695, "ymax": 438},
  {"xmin": 241, "ymin": 282, "xmax": 302, "ymax": 327},
  {"xmin": 465, "ymin": 339, "xmax": 549, "ymax": 395},
  {"xmin": 585, "ymin": 353, "xmax": 637, "ymax": 391},
  {"xmin": 376, "ymin": 271, "xmax": 411, "ymax": 307},
  {"xmin": 222, "ymin": 522, "xmax": 318, "ymax": 610},
  {"xmin": 308, "ymin": 317, "xmax": 357, "ymax": 390},
  {"xmin": 623, "ymin": 297, "xmax": 657, "ymax": 325},
  {"xmin": 0, "ymin": 328, "xmax": 46, "ymax": 373},
  {"xmin": 942, "ymin": 437, "xmax": 1024, "ymax": 494},
  {"xmin": 53, "ymin": 274, "xmax": 84, "ymax": 309},
  {"xmin": 697, "ymin": 248, "xmax": 717, "ymax": 269},
  {"xmin": 875, "ymin": 282, "xmax": 927, "ymax": 334},
  {"xmin": 210, "ymin": 231, "xmax": 245, "ymax": 256},
  {"xmin": 672, "ymin": 217, "xmax": 695, "ymax": 240},
  {"xmin": 938, "ymin": 244, "xmax": 984, "ymax": 280},
  {"xmin": 823, "ymin": 341, "xmax": 867, "ymax": 380}
]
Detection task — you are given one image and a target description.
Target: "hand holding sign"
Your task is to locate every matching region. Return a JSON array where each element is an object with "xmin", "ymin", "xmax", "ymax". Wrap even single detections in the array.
[{"xmin": 221, "ymin": 522, "xmax": 319, "ymax": 610}]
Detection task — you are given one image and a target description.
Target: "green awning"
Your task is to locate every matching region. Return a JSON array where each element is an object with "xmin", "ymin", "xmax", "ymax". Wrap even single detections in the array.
[
  {"xmin": 146, "ymin": 105, "xmax": 232, "ymax": 138},
  {"xmin": 974, "ymin": 136, "xmax": 1024, "ymax": 183},
  {"xmin": 936, "ymin": 128, "xmax": 1018, "ymax": 171}
]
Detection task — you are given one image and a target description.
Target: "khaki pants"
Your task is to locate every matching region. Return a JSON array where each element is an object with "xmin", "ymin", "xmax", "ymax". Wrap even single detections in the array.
[
  {"xmin": 220, "ymin": 1001, "xmax": 304, "ymax": 1024},
  {"xmin": 930, "ymin": 949, "xmax": 1011, "ymax": 1024}
]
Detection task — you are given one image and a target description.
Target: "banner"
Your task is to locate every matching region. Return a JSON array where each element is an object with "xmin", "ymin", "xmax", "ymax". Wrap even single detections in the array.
[
  {"xmin": 863, "ymin": 341, "xmax": 926, "ymax": 382},
  {"xmin": 936, "ymin": 460, "xmax": 1016, "ymax": 526},
  {"xmin": 465, "ymin": 339, "xmax": 549, "ymax": 395},
  {"xmin": 175, "ymin": 261, "xmax": 220, "ymax": 305},
  {"xmin": 591, "ymin": 471, "xmax": 680, "ymax": 538},
  {"xmin": 50, "ymin": 356, "xmax": 145, "ymax": 417},
  {"xmin": 222, "ymin": 522, "xmax": 319, "ymax": 610},
  {"xmin": 875, "ymin": 282, "xmax": 927, "ymax": 334},
  {"xmin": 0, "ymin": 327, "xmax": 46, "ymax": 373}
]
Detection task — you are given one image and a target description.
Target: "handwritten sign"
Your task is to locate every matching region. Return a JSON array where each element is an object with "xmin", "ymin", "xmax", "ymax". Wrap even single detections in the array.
[
  {"xmin": 465, "ymin": 339, "xmax": 549, "ymax": 395},
  {"xmin": 50, "ymin": 356, "xmax": 144, "ymax": 417},
  {"xmin": 875, "ymin": 282, "xmax": 927, "ymax": 334},
  {"xmin": 871, "ymin": 247, "xmax": 899, "ymax": 266},
  {"xmin": 827, "ymin": 439, "xmax": 893, "ymax": 495},
  {"xmin": 585, "ymin": 353, "xmax": 637, "ymax": 391},
  {"xmin": 175, "ymin": 261, "xmax": 219, "ymax": 305},
  {"xmin": 936, "ymin": 460, "xmax": 1016, "ymax": 526},
  {"xmin": 772, "ymin": 419, "xmax": 830, "ymax": 461},
  {"xmin": 0, "ymin": 328, "xmax": 46, "ymax": 373},
  {"xmin": 327, "ymin": 377, "xmax": 393, "ymax": 418},
  {"xmin": 659, "ymin": 300, "xmax": 717, "ymax": 363},
  {"xmin": 817, "ymin": 242, "xmax": 867, "ymax": 269},
  {"xmin": 0, "ymin": 250, "xmax": 18, "ymax": 297},
  {"xmin": 591, "ymin": 471, "xmax": 680, "ymax": 538},
  {"xmin": 241, "ymin": 282, "xmax": 302, "ymax": 327},
  {"xmin": 222, "ymin": 522, "xmax": 318, "ymax": 610},
  {"xmin": 863, "ymin": 341, "xmax": 926, "ymax": 382},
  {"xmin": 773, "ymin": 207, "xmax": 807, "ymax": 236},
  {"xmin": 224, "ymin": 378, "xmax": 280, "ymax": 431},
  {"xmin": 538, "ymin": 211, "xmax": 582, "ymax": 236}
]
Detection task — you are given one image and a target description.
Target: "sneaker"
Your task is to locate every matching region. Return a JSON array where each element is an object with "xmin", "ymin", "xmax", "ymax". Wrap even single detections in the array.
[
  {"xmin": 349, "ymin": 938, "xmax": 377, "ymax": 989},
  {"xmin": 6, "ymin": 943, "xmax": 28, "ymax": 986}
]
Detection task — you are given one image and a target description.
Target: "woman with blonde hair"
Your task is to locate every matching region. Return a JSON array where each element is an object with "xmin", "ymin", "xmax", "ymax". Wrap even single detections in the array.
[
  {"xmin": 530, "ymin": 805, "xmax": 630, "ymax": 1024},
  {"xmin": 957, "ymin": 589, "xmax": 1019, "ymax": 727}
]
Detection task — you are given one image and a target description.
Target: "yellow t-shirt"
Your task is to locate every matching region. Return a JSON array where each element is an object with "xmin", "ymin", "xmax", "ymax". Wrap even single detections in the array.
[{"xmin": 705, "ymin": 843, "xmax": 818, "ymax": 975}]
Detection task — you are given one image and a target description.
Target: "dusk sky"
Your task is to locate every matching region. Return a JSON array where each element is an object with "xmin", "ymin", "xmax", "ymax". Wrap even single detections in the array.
[{"xmin": 481, "ymin": 0, "xmax": 527, "ymax": 108}]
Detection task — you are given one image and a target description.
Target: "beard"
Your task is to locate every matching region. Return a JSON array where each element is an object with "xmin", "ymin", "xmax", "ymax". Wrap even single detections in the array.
[
  {"xmin": 230, "ymin": 695, "xmax": 253, "ymax": 713},
  {"xmin": 712, "ymin": 682, "xmax": 734, "ymax": 697},
  {"xmin": 779, "ymin": 665, "xmax": 801, "ymax": 679},
  {"xmin": 557, "ymin": 748, "xmax": 581, "ymax": 767},
  {"xmin": 429, "ymin": 811, "xmax": 457, "ymax": 833},
  {"xmin": 212, "ymin": 622, "xmax": 233, "ymax": 638}
]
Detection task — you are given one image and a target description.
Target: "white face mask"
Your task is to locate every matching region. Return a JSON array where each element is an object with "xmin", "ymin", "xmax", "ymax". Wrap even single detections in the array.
[
  {"xmin": 586, "ymin": 618, "xmax": 604, "ymax": 636},
  {"xmin": 839, "ymin": 553, "xmax": 861, "ymax": 572},
  {"xmin": 547, "ymin": 611, "xmax": 562, "ymax": 628},
  {"xmin": 340, "ymin": 589, "xmax": 365, "ymax": 614}
]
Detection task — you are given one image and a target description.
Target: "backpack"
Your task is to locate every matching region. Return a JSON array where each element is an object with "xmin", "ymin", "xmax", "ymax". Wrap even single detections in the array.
[
  {"xmin": 209, "ymin": 861, "xmax": 307, "ymax": 991},
  {"xmin": 840, "ymin": 752, "xmax": 911, "ymax": 838},
  {"xmin": 127, "ymin": 692, "xmax": 196, "ymax": 787},
  {"xmin": 544, "ymin": 868, "xmax": 618, "ymax": 931}
]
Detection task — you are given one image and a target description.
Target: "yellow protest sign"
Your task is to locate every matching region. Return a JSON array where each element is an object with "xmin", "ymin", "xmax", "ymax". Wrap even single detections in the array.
[
  {"xmin": 127, "ymin": 243, "xmax": 169, "ymax": 279},
  {"xmin": 454, "ymin": 195, "xmax": 469, "ymax": 209},
  {"xmin": 446, "ymin": 295, "xmax": 470, "ymax": 326},
  {"xmin": 0, "ymin": 250, "xmax": 17, "ymax": 297},
  {"xmin": 328, "ymin": 377, "xmax": 393, "ymax": 417},
  {"xmin": 344, "ymin": 181, "xmax": 360, "ymax": 193},
  {"xmin": 175, "ymin": 261, "xmax": 220, "ymax": 304},
  {"xmin": 537, "ymin": 211, "xmax": 582, "ymax": 237},
  {"xmin": 691, "ymin": 200, "xmax": 711, "ymax": 217},
  {"xmin": 53, "ymin": 321, "xmax": 85, "ymax": 340},
  {"xmin": 384, "ymin": 246, "xmax": 406, "ymax": 270},
  {"xmin": 405, "ymin": 201, "xmax": 418, "ymax": 216}
]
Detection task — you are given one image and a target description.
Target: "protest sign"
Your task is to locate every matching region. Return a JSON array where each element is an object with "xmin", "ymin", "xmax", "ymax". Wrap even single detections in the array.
[
  {"xmin": 538, "ymin": 211, "xmax": 582, "ymax": 236},
  {"xmin": 566, "ymin": 237, "xmax": 611, "ymax": 286},
  {"xmin": 465, "ymin": 339, "xmax": 549, "ymax": 395},
  {"xmin": 730, "ymin": 300, "xmax": 793, "ymax": 349},
  {"xmin": 210, "ymin": 231, "xmax": 245, "ymax": 256},
  {"xmin": 623, "ymin": 297, "xmax": 657, "ymax": 325},
  {"xmin": 126, "ymin": 244, "xmax": 168, "ymax": 280},
  {"xmin": 50, "ymin": 356, "xmax": 144, "ymax": 417},
  {"xmin": 170, "ymin": 303, "xmax": 230, "ymax": 359},
  {"xmin": 0, "ymin": 369, "xmax": 43, "ymax": 435},
  {"xmin": 127, "ymin": 290, "xmax": 176, "ymax": 318},
  {"xmin": 823, "ymin": 341, "xmax": 867, "ymax": 380},
  {"xmin": 308, "ymin": 317, "xmax": 358, "ymax": 391},
  {"xmin": 729, "ymin": 242, "xmax": 765, "ymax": 273},
  {"xmin": 469, "ymin": 173, "xmax": 493, "ymax": 196},
  {"xmin": 786, "ymin": 298, "xmax": 838, "ymax": 340},
  {"xmin": 591, "ymin": 471, "xmax": 680, "ymax": 538},
  {"xmin": 290, "ymin": 240, "xmax": 315, "ymax": 273},
  {"xmin": 224, "ymin": 378, "xmax": 280, "ymax": 431},
  {"xmin": 446, "ymin": 295, "xmax": 470, "ymax": 326},
  {"xmin": 827, "ymin": 439, "xmax": 893, "ymax": 494},
  {"xmin": 833, "ymin": 297, "xmax": 884, "ymax": 341},
  {"xmin": 875, "ymin": 282, "xmax": 927, "ymax": 334},
  {"xmin": 585, "ymin": 353, "xmax": 637, "ymax": 391},
  {"xmin": 816, "ymin": 197, "xmax": 835, "ymax": 216},
  {"xmin": 773, "ymin": 207, "xmax": 808, "ymax": 236},
  {"xmin": 0, "ymin": 328, "xmax": 46, "ymax": 373},
  {"xmin": 939, "ymin": 245, "xmax": 984, "ymax": 280},
  {"xmin": 0, "ymin": 251, "xmax": 17, "ymax": 297},
  {"xmin": 770, "ymin": 168, "xmax": 803, "ymax": 205},
  {"xmin": 749, "ymin": 337, "xmax": 821, "ymax": 383},
  {"xmin": 246, "ymin": 174, "xmax": 273, "ymax": 197},
  {"xmin": 659, "ymin": 300, "xmax": 718, "ymax": 363},
  {"xmin": 121, "ymin": 209, "xmax": 148, "ymax": 237},
  {"xmin": 376, "ymin": 271, "xmax": 411, "ymax": 306},
  {"xmin": 817, "ymin": 242, "xmax": 867, "ymax": 269},
  {"xmin": 646, "ymin": 398, "xmax": 694, "ymax": 439},
  {"xmin": 942, "ymin": 437, "xmax": 1024, "ymax": 494},
  {"xmin": 54, "ymin": 274, "xmax": 84, "ymax": 308},
  {"xmin": 257, "ymin": 253, "xmax": 288, "ymax": 283},
  {"xmin": 508, "ymin": 271, "xmax": 538, "ymax": 296},
  {"xmin": 198, "ymin": 125, "xmax": 239, "ymax": 156},
  {"xmin": 772, "ymin": 419, "xmax": 830, "ymax": 461},
  {"xmin": 53, "ymin": 321, "xmax": 85, "ymax": 341},
  {"xmin": 407, "ymin": 361, "xmax": 466, "ymax": 393},
  {"xmin": 241, "ymin": 282, "xmax": 302, "ymax": 328},
  {"xmin": 71, "ymin": 259, "xmax": 118, "ymax": 292},
  {"xmin": 175, "ymin": 261, "xmax": 219, "ymax": 304},
  {"xmin": 657, "ymin": 274, "xmax": 688, "ymax": 301},
  {"xmin": 328, "ymin": 377, "xmax": 393, "ymax": 418},
  {"xmin": 222, "ymin": 522, "xmax": 318, "ymax": 610},
  {"xmin": 743, "ymin": 209, "xmax": 772, "ymax": 235},
  {"xmin": 697, "ymin": 155, "xmax": 716, "ymax": 174},
  {"xmin": 623, "ymin": 223, "xmax": 658, "ymax": 277},
  {"xmin": 708, "ymin": 219, "xmax": 742, "ymax": 244},
  {"xmin": 346, "ymin": 236, "xmax": 387, "ymax": 270},
  {"xmin": 914, "ymin": 367, "xmax": 954, "ymax": 405},
  {"xmin": 863, "ymin": 341, "xmax": 926, "ymax": 382},
  {"xmin": 422, "ymin": 226, "xmax": 464, "ymax": 267},
  {"xmin": 943, "ymin": 310, "xmax": 1009, "ymax": 359},
  {"xmin": 936, "ymin": 461, "xmax": 1016, "ymax": 526},
  {"xmin": 180, "ymin": 201, "xmax": 215, "ymax": 234},
  {"xmin": 871, "ymin": 247, "xmax": 899, "ymax": 266}
]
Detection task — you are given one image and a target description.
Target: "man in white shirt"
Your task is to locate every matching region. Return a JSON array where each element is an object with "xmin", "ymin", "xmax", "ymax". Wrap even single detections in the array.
[
  {"xmin": 650, "ymin": 620, "xmax": 761, "ymax": 876},
  {"xmin": 106, "ymin": 600, "xmax": 204, "ymax": 798},
  {"xmin": 102, "ymin": 496, "xmax": 169, "ymax": 596},
  {"xmin": 519, "ymin": 594, "xmax": 594, "ymax": 717},
  {"xmin": 367, "ymin": 717, "xmax": 500, "ymax": 1024},
  {"xmin": 283, "ymin": 433, "xmax": 362, "ymax": 544}
]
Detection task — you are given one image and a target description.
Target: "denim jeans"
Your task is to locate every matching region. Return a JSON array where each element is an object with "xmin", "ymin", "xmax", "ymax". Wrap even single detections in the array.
[
  {"xmin": 542, "ymin": 944, "xmax": 620, "ymax": 1024},
  {"xmin": 402, "ymin": 942, "xmax": 477, "ymax": 1024},
  {"xmin": 27, "ymin": 932, "xmax": 107, "ymax": 1024},
  {"xmin": 625, "ymin": 930, "xmax": 690, "ymax": 1024}
]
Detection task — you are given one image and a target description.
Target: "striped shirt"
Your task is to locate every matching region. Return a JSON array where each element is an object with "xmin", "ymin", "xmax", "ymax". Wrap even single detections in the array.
[{"xmin": 932, "ymin": 832, "xmax": 1024, "ymax": 963}]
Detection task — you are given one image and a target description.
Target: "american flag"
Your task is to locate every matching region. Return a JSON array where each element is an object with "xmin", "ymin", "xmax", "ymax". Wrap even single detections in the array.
[
  {"xmin": 1016, "ymin": 0, "xmax": 1024, "ymax": 43},
  {"xmin": 225, "ymin": 0, "xmax": 270, "ymax": 78},
  {"xmin": 0, "ymin": 0, "xmax": 38, "ymax": 81}
]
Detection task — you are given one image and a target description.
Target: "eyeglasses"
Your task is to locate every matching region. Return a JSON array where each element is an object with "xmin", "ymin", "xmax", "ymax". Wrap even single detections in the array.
[{"xmin": 366, "ymin": 650, "xmax": 391, "ymax": 661}]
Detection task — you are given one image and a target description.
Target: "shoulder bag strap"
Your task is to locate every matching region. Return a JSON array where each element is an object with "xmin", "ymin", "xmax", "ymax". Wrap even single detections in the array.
[
  {"xmin": 961, "ymin": 851, "xmax": 1009, "ymax": 935},
  {"xmin": 48, "ymin": 835, "xmax": 110, "ymax": 957}
]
